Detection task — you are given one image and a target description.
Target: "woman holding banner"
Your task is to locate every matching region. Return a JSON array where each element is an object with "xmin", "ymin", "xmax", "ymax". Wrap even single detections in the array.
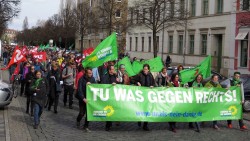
[
  {"xmin": 204, "ymin": 74, "xmax": 222, "ymax": 130},
  {"xmin": 167, "ymin": 73, "xmax": 182, "ymax": 132},
  {"xmin": 155, "ymin": 67, "xmax": 169, "ymax": 87},
  {"xmin": 191, "ymin": 74, "xmax": 204, "ymax": 132},
  {"xmin": 131, "ymin": 64, "xmax": 155, "ymax": 131}
]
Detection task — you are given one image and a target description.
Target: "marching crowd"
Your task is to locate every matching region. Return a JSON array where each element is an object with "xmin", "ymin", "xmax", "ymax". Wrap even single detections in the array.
[{"xmin": 2, "ymin": 47, "xmax": 248, "ymax": 133}]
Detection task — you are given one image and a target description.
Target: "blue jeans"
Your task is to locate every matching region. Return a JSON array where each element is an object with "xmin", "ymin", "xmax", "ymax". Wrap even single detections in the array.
[
  {"xmin": 34, "ymin": 103, "xmax": 43, "ymax": 125},
  {"xmin": 3, "ymin": 58, "xmax": 7, "ymax": 65}
]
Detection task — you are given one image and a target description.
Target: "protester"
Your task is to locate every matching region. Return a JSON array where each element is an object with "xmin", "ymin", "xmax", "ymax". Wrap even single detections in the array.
[
  {"xmin": 62, "ymin": 61, "xmax": 76, "ymax": 109},
  {"xmin": 30, "ymin": 70, "xmax": 49, "ymax": 129},
  {"xmin": 34, "ymin": 58, "xmax": 45, "ymax": 72},
  {"xmin": 76, "ymin": 67, "xmax": 96, "ymax": 132},
  {"xmin": 167, "ymin": 73, "xmax": 181, "ymax": 132},
  {"xmin": 92, "ymin": 67, "xmax": 100, "ymax": 83},
  {"xmin": 20, "ymin": 62, "xmax": 31, "ymax": 96},
  {"xmin": 3, "ymin": 50, "xmax": 8, "ymax": 66},
  {"xmin": 165, "ymin": 55, "xmax": 172, "ymax": 67},
  {"xmin": 227, "ymin": 72, "xmax": 247, "ymax": 130},
  {"xmin": 47, "ymin": 64, "xmax": 62, "ymax": 114},
  {"xmin": 204, "ymin": 74, "xmax": 222, "ymax": 130},
  {"xmin": 117, "ymin": 64, "xmax": 130, "ymax": 85},
  {"xmin": 101, "ymin": 65, "xmax": 118, "ymax": 131},
  {"xmin": 155, "ymin": 67, "xmax": 169, "ymax": 87},
  {"xmin": 131, "ymin": 64, "xmax": 155, "ymax": 131},
  {"xmin": 191, "ymin": 74, "xmax": 204, "ymax": 132},
  {"xmin": 25, "ymin": 65, "xmax": 36, "ymax": 116}
]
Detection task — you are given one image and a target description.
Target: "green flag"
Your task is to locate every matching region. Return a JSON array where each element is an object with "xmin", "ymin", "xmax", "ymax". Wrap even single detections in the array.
[
  {"xmin": 38, "ymin": 44, "xmax": 44, "ymax": 51},
  {"xmin": 132, "ymin": 60, "xmax": 143, "ymax": 74},
  {"xmin": 132, "ymin": 57, "xmax": 164, "ymax": 74},
  {"xmin": 180, "ymin": 55, "xmax": 211, "ymax": 84},
  {"xmin": 116, "ymin": 57, "xmax": 136, "ymax": 77},
  {"xmin": 44, "ymin": 44, "xmax": 49, "ymax": 49},
  {"xmin": 143, "ymin": 57, "xmax": 164, "ymax": 72},
  {"xmin": 82, "ymin": 32, "xmax": 118, "ymax": 68}
]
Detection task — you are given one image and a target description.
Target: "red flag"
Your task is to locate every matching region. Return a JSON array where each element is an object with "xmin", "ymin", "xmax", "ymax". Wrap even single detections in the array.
[
  {"xmin": 32, "ymin": 52, "xmax": 47, "ymax": 62},
  {"xmin": 83, "ymin": 47, "xmax": 94, "ymax": 56},
  {"xmin": 22, "ymin": 46, "xmax": 28, "ymax": 55},
  {"xmin": 10, "ymin": 63, "xmax": 20, "ymax": 81},
  {"xmin": 1, "ymin": 46, "xmax": 27, "ymax": 70},
  {"xmin": 29, "ymin": 46, "xmax": 38, "ymax": 54}
]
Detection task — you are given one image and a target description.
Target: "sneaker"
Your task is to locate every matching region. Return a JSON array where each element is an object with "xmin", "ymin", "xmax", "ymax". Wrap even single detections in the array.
[
  {"xmin": 76, "ymin": 122, "xmax": 80, "ymax": 128},
  {"xmin": 170, "ymin": 128, "xmax": 177, "ymax": 133},
  {"xmin": 213, "ymin": 125, "xmax": 220, "ymax": 130},
  {"xmin": 84, "ymin": 127, "xmax": 91, "ymax": 132},
  {"xmin": 240, "ymin": 125, "xmax": 247, "ymax": 131},
  {"xmin": 228, "ymin": 124, "xmax": 233, "ymax": 129}
]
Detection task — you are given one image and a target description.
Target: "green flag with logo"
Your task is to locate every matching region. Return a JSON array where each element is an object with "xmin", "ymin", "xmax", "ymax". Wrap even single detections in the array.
[
  {"xmin": 117, "ymin": 57, "xmax": 136, "ymax": 77},
  {"xmin": 82, "ymin": 33, "xmax": 118, "ymax": 68},
  {"xmin": 132, "ymin": 57, "xmax": 164, "ymax": 74},
  {"xmin": 180, "ymin": 56, "xmax": 211, "ymax": 84}
]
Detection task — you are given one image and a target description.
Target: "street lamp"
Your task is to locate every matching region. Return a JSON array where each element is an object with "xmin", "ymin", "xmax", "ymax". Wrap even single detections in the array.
[{"xmin": 79, "ymin": 0, "xmax": 84, "ymax": 58}]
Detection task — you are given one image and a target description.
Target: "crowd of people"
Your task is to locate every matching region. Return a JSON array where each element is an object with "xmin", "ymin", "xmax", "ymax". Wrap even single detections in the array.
[{"xmin": 2, "ymin": 46, "xmax": 247, "ymax": 133}]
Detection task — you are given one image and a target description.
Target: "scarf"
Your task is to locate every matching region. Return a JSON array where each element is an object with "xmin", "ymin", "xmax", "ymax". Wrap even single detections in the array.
[
  {"xmin": 172, "ymin": 80, "xmax": 179, "ymax": 87},
  {"xmin": 161, "ymin": 72, "xmax": 167, "ymax": 78},
  {"xmin": 232, "ymin": 78, "xmax": 241, "ymax": 86},
  {"xmin": 210, "ymin": 80, "xmax": 219, "ymax": 87}
]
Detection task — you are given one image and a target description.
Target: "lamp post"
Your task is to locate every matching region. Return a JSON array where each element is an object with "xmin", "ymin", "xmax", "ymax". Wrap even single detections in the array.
[{"xmin": 79, "ymin": 0, "xmax": 84, "ymax": 58}]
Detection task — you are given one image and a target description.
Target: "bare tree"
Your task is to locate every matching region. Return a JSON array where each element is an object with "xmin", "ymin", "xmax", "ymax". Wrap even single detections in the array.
[
  {"xmin": 129, "ymin": 0, "xmax": 189, "ymax": 57},
  {"xmin": 0, "ymin": 0, "xmax": 20, "ymax": 36}
]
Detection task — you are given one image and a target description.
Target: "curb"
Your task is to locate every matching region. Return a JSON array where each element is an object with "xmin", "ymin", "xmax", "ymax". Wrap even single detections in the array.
[{"xmin": 4, "ymin": 107, "xmax": 10, "ymax": 141}]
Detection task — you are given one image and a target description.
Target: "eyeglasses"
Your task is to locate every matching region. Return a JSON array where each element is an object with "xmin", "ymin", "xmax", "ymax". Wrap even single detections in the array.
[{"xmin": 31, "ymin": 68, "xmax": 35, "ymax": 70}]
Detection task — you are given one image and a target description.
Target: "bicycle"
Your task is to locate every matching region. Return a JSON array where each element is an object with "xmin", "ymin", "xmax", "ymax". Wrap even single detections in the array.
[{"xmin": 12, "ymin": 74, "xmax": 21, "ymax": 98}]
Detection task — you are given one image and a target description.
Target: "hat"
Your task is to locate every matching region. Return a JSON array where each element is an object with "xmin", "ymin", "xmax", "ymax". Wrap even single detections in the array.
[{"xmin": 119, "ymin": 64, "xmax": 125, "ymax": 69}]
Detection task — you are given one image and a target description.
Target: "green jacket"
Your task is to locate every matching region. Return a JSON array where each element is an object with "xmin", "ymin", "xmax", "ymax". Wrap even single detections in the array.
[{"xmin": 204, "ymin": 81, "xmax": 222, "ymax": 88}]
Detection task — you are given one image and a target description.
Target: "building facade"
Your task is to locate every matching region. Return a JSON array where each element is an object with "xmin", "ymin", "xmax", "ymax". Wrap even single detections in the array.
[
  {"xmin": 1, "ymin": 29, "xmax": 18, "ymax": 45},
  {"xmin": 126, "ymin": 0, "xmax": 250, "ymax": 76},
  {"xmin": 75, "ymin": 0, "xmax": 128, "ymax": 53}
]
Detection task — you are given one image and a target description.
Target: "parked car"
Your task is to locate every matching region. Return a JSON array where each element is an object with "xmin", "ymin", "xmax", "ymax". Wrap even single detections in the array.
[
  {"xmin": 220, "ymin": 74, "xmax": 250, "ymax": 112},
  {"xmin": 0, "ymin": 81, "xmax": 12, "ymax": 107}
]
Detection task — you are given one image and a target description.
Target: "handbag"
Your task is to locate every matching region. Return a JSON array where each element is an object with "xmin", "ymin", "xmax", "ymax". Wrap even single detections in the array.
[{"xmin": 56, "ymin": 83, "xmax": 62, "ymax": 92}]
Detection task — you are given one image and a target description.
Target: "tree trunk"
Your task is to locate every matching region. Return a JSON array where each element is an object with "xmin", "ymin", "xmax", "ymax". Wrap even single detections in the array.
[{"xmin": 153, "ymin": 29, "xmax": 157, "ymax": 58}]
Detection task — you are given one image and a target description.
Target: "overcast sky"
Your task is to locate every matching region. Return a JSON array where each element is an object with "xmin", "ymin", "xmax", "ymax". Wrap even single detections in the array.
[{"xmin": 8, "ymin": 0, "xmax": 61, "ymax": 30}]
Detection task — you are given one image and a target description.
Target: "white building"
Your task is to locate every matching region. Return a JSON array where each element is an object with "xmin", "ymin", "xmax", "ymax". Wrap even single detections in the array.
[{"xmin": 126, "ymin": 0, "xmax": 250, "ymax": 76}]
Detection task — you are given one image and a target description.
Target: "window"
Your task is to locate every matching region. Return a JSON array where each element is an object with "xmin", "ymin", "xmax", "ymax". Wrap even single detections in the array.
[
  {"xmin": 115, "ymin": 9, "xmax": 121, "ymax": 18},
  {"xmin": 142, "ymin": 9, "xmax": 146, "ymax": 23},
  {"xmin": 142, "ymin": 37, "xmax": 145, "ymax": 52},
  {"xmin": 129, "ymin": 37, "xmax": 132, "ymax": 51},
  {"xmin": 240, "ymin": 39, "xmax": 248, "ymax": 67},
  {"xmin": 136, "ymin": 10, "xmax": 139, "ymax": 24},
  {"xmin": 243, "ymin": 0, "xmax": 250, "ymax": 10},
  {"xmin": 135, "ymin": 37, "xmax": 138, "ymax": 51},
  {"xmin": 201, "ymin": 34, "xmax": 207, "ymax": 55},
  {"xmin": 180, "ymin": 0, "xmax": 185, "ymax": 18},
  {"xmin": 179, "ymin": 35, "xmax": 184, "ymax": 54},
  {"xmin": 217, "ymin": 0, "xmax": 223, "ymax": 14},
  {"xmin": 170, "ymin": 1, "xmax": 175, "ymax": 18},
  {"xmin": 189, "ymin": 35, "xmax": 195, "ymax": 54},
  {"xmin": 203, "ymin": 0, "xmax": 209, "ymax": 15},
  {"xmin": 130, "ymin": 8, "xmax": 133, "ymax": 24},
  {"xmin": 190, "ymin": 0, "xmax": 196, "ymax": 17},
  {"xmin": 169, "ymin": 36, "xmax": 173, "ymax": 53},
  {"xmin": 148, "ymin": 36, "xmax": 152, "ymax": 52}
]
